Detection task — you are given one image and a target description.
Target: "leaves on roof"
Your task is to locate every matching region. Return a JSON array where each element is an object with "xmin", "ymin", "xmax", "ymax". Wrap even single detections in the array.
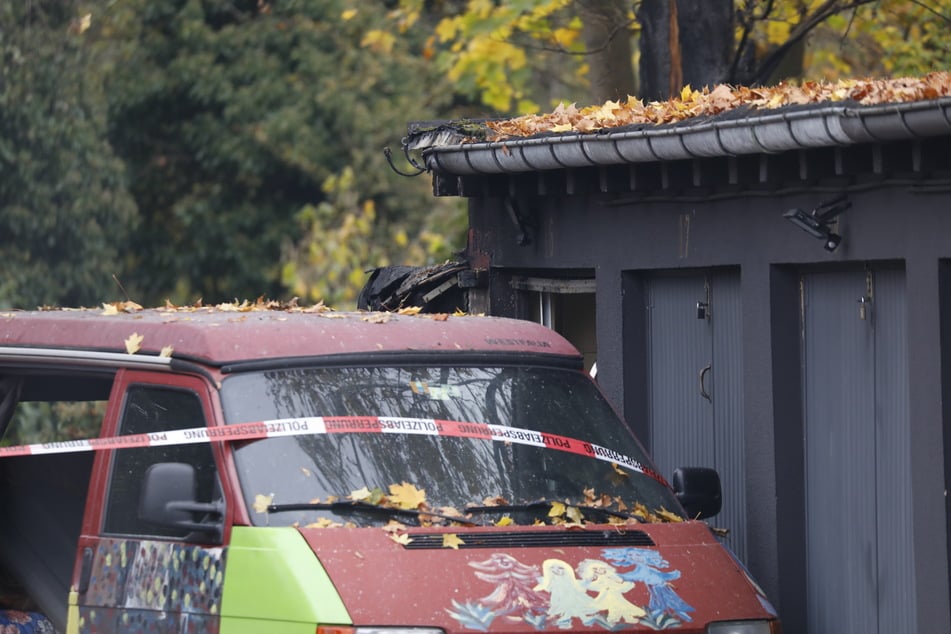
[{"xmin": 485, "ymin": 72, "xmax": 951, "ymax": 140}]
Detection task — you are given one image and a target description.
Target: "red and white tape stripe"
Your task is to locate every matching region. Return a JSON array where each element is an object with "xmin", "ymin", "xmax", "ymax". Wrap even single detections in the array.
[{"xmin": 0, "ymin": 416, "xmax": 666, "ymax": 484}]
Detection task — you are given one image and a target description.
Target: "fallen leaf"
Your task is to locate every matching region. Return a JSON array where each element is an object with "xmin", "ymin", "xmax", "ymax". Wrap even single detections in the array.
[
  {"xmin": 159, "ymin": 345, "xmax": 174, "ymax": 358},
  {"xmin": 349, "ymin": 486, "xmax": 372, "ymax": 501},
  {"xmin": 388, "ymin": 481, "xmax": 427, "ymax": 510},
  {"xmin": 397, "ymin": 306, "xmax": 423, "ymax": 315},
  {"xmin": 495, "ymin": 516, "xmax": 514, "ymax": 527},
  {"xmin": 305, "ymin": 518, "xmax": 342, "ymax": 529},
  {"xmin": 124, "ymin": 332, "xmax": 144, "ymax": 354},
  {"xmin": 442, "ymin": 533, "xmax": 465, "ymax": 549},
  {"xmin": 101, "ymin": 303, "xmax": 119, "ymax": 316},
  {"xmin": 655, "ymin": 507, "xmax": 684, "ymax": 523},
  {"xmin": 383, "ymin": 520, "xmax": 409, "ymax": 532},
  {"xmin": 566, "ymin": 505, "xmax": 583, "ymax": 524},
  {"xmin": 252, "ymin": 493, "xmax": 273, "ymax": 514},
  {"xmin": 388, "ymin": 532, "xmax": 413, "ymax": 545},
  {"xmin": 548, "ymin": 501, "xmax": 566, "ymax": 517}
]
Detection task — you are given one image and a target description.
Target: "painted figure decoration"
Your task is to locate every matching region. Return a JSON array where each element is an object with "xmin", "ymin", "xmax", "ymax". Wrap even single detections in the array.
[{"xmin": 447, "ymin": 548, "xmax": 694, "ymax": 631}]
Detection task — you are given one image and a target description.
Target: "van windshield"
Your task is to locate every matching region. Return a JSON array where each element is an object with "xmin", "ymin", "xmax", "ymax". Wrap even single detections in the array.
[{"xmin": 221, "ymin": 365, "xmax": 681, "ymax": 527}]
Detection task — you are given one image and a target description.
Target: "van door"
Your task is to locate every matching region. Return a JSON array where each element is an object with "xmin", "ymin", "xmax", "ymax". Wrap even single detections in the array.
[{"xmin": 73, "ymin": 371, "xmax": 229, "ymax": 633}]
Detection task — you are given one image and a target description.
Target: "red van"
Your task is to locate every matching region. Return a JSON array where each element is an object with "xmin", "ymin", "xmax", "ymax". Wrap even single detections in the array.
[{"xmin": 0, "ymin": 303, "xmax": 780, "ymax": 633}]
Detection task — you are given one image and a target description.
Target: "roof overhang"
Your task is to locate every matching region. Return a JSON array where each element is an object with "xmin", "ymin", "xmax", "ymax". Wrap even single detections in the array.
[{"xmin": 410, "ymin": 98, "xmax": 951, "ymax": 178}]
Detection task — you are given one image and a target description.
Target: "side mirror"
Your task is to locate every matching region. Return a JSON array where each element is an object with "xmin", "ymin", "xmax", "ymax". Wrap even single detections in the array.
[
  {"xmin": 672, "ymin": 466, "xmax": 722, "ymax": 520},
  {"xmin": 139, "ymin": 462, "xmax": 224, "ymax": 542}
]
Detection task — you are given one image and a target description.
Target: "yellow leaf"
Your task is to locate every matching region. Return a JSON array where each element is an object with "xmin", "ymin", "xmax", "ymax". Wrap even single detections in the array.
[
  {"xmin": 656, "ymin": 507, "xmax": 684, "ymax": 523},
  {"xmin": 361, "ymin": 29, "xmax": 395, "ymax": 54},
  {"xmin": 566, "ymin": 505, "xmax": 583, "ymax": 524},
  {"xmin": 388, "ymin": 532, "xmax": 413, "ymax": 545},
  {"xmin": 252, "ymin": 493, "xmax": 273, "ymax": 514},
  {"xmin": 388, "ymin": 482, "xmax": 427, "ymax": 510},
  {"xmin": 349, "ymin": 486, "xmax": 372, "ymax": 501},
  {"xmin": 101, "ymin": 303, "xmax": 119, "ymax": 315},
  {"xmin": 159, "ymin": 345, "xmax": 174, "ymax": 358},
  {"xmin": 124, "ymin": 332, "xmax": 144, "ymax": 354},
  {"xmin": 550, "ymin": 123, "xmax": 573, "ymax": 133},
  {"xmin": 495, "ymin": 515, "xmax": 514, "ymax": 527},
  {"xmin": 397, "ymin": 306, "xmax": 423, "ymax": 315},
  {"xmin": 442, "ymin": 533, "xmax": 465, "ymax": 549},
  {"xmin": 363, "ymin": 313, "xmax": 390, "ymax": 324},
  {"xmin": 611, "ymin": 462, "xmax": 629, "ymax": 477},
  {"xmin": 548, "ymin": 501, "xmax": 566, "ymax": 517},
  {"xmin": 305, "ymin": 517, "xmax": 342, "ymax": 529},
  {"xmin": 341, "ymin": 8, "xmax": 358, "ymax": 20}
]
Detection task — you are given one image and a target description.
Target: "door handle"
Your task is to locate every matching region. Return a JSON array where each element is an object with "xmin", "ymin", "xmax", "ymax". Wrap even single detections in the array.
[{"xmin": 699, "ymin": 364, "xmax": 712, "ymax": 402}]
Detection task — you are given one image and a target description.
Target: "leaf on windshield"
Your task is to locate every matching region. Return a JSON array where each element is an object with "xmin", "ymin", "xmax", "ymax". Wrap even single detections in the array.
[
  {"xmin": 655, "ymin": 507, "xmax": 683, "ymax": 523},
  {"xmin": 305, "ymin": 517, "xmax": 343, "ymax": 529},
  {"xmin": 482, "ymin": 495, "xmax": 509, "ymax": 507},
  {"xmin": 548, "ymin": 501, "xmax": 566, "ymax": 518},
  {"xmin": 252, "ymin": 493, "xmax": 273, "ymax": 514},
  {"xmin": 383, "ymin": 519, "xmax": 409, "ymax": 532},
  {"xmin": 442, "ymin": 533, "xmax": 465, "ymax": 549},
  {"xmin": 495, "ymin": 516, "xmax": 514, "ymax": 527},
  {"xmin": 349, "ymin": 486, "xmax": 386, "ymax": 505},
  {"xmin": 565, "ymin": 505, "xmax": 583, "ymax": 525},
  {"xmin": 389, "ymin": 481, "xmax": 427, "ymax": 510},
  {"xmin": 300, "ymin": 467, "xmax": 313, "ymax": 477},
  {"xmin": 611, "ymin": 462, "xmax": 630, "ymax": 478},
  {"xmin": 349, "ymin": 486, "xmax": 372, "ymax": 501}
]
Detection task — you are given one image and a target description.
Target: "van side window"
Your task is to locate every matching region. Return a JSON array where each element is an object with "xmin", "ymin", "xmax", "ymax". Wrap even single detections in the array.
[{"xmin": 104, "ymin": 386, "xmax": 219, "ymax": 538}]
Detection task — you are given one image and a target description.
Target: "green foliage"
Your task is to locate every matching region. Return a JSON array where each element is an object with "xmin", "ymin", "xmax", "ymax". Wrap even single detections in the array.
[
  {"xmin": 0, "ymin": 2, "xmax": 138, "ymax": 308},
  {"xmin": 100, "ymin": 0, "xmax": 466, "ymax": 306},
  {"xmin": 282, "ymin": 166, "xmax": 464, "ymax": 308},
  {"xmin": 808, "ymin": 1, "xmax": 951, "ymax": 79},
  {"xmin": 1, "ymin": 401, "xmax": 107, "ymax": 446}
]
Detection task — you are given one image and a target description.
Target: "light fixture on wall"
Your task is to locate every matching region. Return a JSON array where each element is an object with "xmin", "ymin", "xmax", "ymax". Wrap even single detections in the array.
[{"xmin": 783, "ymin": 194, "xmax": 851, "ymax": 252}]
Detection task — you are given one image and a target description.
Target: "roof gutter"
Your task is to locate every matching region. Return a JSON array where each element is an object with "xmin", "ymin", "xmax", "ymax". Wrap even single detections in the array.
[{"xmin": 419, "ymin": 98, "xmax": 951, "ymax": 176}]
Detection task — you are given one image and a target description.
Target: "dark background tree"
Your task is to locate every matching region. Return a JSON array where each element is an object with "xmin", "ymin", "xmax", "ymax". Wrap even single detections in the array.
[
  {"xmin": 0, "ymin": 1, "xmax": 138, "ymax": 307},
  {"xmin": 1, "ymin": 0, "xmax": 948, "ymax": 309}
]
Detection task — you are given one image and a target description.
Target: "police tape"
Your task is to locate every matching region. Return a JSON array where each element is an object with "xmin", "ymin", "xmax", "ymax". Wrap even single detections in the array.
[{"xmin": 0, "ymin": 415, "xmax": 665, "ymax": 483}]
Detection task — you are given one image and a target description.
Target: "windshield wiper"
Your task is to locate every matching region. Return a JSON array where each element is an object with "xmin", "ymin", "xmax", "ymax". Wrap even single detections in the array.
[
  {"xmin": 267, "ymin": 500, "xmax": 477, "ymax": 526},
  {"xmin": 464, "ymin": 500, "xmax": 642, "ymax": 523}
]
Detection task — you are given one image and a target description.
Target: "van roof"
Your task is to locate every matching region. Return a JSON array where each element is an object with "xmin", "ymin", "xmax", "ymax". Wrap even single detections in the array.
[{"xmin": 0, "ymin": 306, "xmax": 579, "ymax": 368}]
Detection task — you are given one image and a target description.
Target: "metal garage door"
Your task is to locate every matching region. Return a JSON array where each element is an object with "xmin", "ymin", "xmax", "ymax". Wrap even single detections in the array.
[
  {"xmin": 802, "ymin": 267, "xmax": 915, "ymax": 634},
  {"xmin": 646, "ymin": 269, "xmax": 746, "ymax": 561}
]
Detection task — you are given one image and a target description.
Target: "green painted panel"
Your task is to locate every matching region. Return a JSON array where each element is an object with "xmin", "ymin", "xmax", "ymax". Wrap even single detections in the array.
[{"xmin": 220, "ymin": 527, "xmax": 351, "ymax": 633}]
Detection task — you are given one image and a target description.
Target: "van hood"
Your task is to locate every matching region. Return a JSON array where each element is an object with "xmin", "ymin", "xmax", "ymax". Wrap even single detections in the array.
[{"xmin": 298, "ymin": 521, "xmax": 776, "ymax": 633}]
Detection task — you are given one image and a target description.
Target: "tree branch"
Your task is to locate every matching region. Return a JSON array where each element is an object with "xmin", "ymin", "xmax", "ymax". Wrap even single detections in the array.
[{"xmin": 748, "ymin": 0, "xmax": 877, "ymax": 85}]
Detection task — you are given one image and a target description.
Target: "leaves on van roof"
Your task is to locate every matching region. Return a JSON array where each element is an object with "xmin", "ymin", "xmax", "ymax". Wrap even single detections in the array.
[{"xmin": 124, "ymin": 332, "xmax": 143, "ymax": 354}]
